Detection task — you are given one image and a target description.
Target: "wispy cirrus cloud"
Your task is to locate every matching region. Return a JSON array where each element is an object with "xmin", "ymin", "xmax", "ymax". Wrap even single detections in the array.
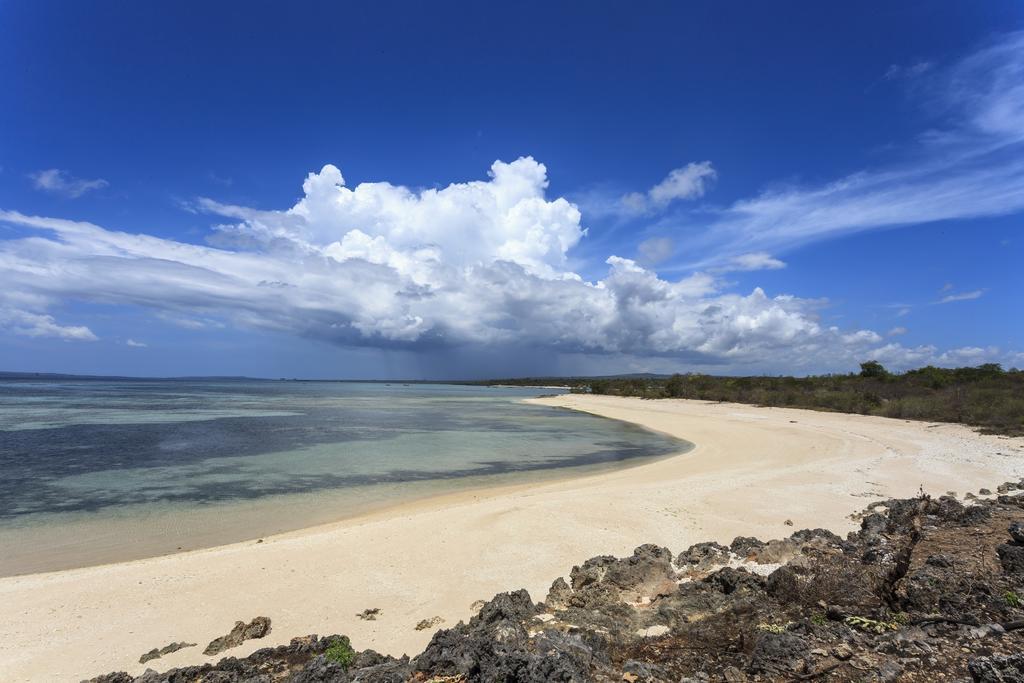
[
  {"xmin": 938, "ymin": 289, "xmax": 985, "ymax": 304},
  {"xmin": 648, "ymin": 31, "xmax": 1024, "ymax": 272},
  {"xmin": 28, "ymin": 169, "xmax": 108, "ymax": 198},
  {"xmin": 883, "ymin": 60, "xmax": 934, "ymax": 81}
]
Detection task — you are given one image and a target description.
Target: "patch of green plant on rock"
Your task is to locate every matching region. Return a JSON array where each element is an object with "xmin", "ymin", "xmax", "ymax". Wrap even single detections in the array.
[
  {"xmin": 844, "ymin": 615, "xmax": 899, "ymax": 634},
  {"xmin": 325, "ymin": 636, "xmax": 356, "ymax": 668},
  {"xmin": 810, "ymin": 613, "xmax": 827, "ymax": 626},
  {"xmin": 1005, "ymin": 590, "xmax": 1022, "ymax": 608},
  {"xmin": 756, "ymin": 622, "xmax": 791, "ymax": 633}
]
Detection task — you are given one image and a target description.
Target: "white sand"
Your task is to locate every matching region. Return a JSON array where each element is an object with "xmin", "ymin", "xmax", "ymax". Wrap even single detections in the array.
[{"xmin": 2, "ymin": 395, "xmax": 1022, "ymax": 682}]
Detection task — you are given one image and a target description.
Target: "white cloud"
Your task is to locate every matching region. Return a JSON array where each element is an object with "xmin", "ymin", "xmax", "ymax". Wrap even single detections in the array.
[
  {"xmin": 888, "ymin": 326, "xmax": 908, "ymax": 336},
  {"xmin": 636, "ymin": 237, "xmax": 674, "ymax": 265},
  {"xmin": 938, "ymin": 289, "xmax": 984, "ymax": 304},
  {"xmin": 29, "ymin": 169, "xmax": 108, "ymax": 198},
  {"xmin": 2, "ymin": 35, "xmax": 1022, "ymax": 373},
  {"xmin": 620, "ymin": 161, "xmax": 716, "ymax": 215},
  {"xmin": 720, "ymin": 252, "xmax": 786, "ymax": 272},
  {"xmin": 665, "ymin": 32, "xmax": 1024, "ymax": 271},
  {"xmin": 0, "ymin": 308, "xmax": 97, "ymax": 341},
  {"xmin": 883, "ymin": 61, "xmax": 933, "ymax": 81},
  {"xmin": 125, "ymin": 339, "xmax": 147, "ymax": 347},
  {"xmin": 0, "ymin": 155, "xmax": 1016, "ymax": 372}
]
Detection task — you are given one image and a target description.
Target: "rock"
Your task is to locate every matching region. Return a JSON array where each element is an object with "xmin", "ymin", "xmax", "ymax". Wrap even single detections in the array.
[
  {"xmin": 565, "ymin": 545, "xmax": 678, "ymax": 608},
  {"xmin": 747, "ymin": 632, "xmax": 808, "ymax": 676},
  {"xmin": 85, "ymin": 485, "xmax": 1024, "ymax": 683},
  {"xmin": 751, "ymin": 539, "xmax": 798, "ymax": 564},
  {"xmin": 722, "ymin": 666, "xmax": 747, "ymax": 682},
  {"xmin": 730, "ymin": 536, "xmax": 765, "ymax": 558},
  {"xmin": 676, "ymin": 541, "xmax": 729, "ymax": 570},
  {"xmin": 1010, "ymin": 522, "xmax": 1024, "ymax": 544},
  {"xmin": 784, "ymin": 519, "xmax": 794, "ymax": 526},
  {"xmin": 980, "ymin": 488, "xmax": 993, "ymax": 495},
  {"xmin": 415, "ymin": 616, "xmax": 445, "ymax": 631},
  {"xmin": 998, "ymin": 544, "xmax": 1024, "ymax": 574},
  {"xmin": 545, "ymin": 576, "xmax": 573, "ymax": 610},
  {"xmin": 789, "ymin": 527, "xmax": 846, "ymax": 552},
  {"xmin": 878, "ymin": 660, "xmax": 903, "ymax": 682},
  {"xmin": 469, "ymin": 599, "xmax": 486, "ymax": 612},
  {"xmin": 998, "ymin": 482, "xmax": 1019, "ymax": 494},
  {"xmin": 831, "ymin": 643, "xmax": 853, "ymax": 660},
  {"xmin": 765, "ymin": 565, "xmax": 800, "ymax": 601},
  {"xmin": 635, "ymin": 624, "xmax": 670, "ymax": 638},
  {"xmin": 925, "ymin": 554, "xmax": 954, "ymax": 568},
  {"xmin": 969, "ymin": 623, "xmax": 1006, "ymax": 639},
  {"xmin": 969, "ymin": 653, "xmax": 1024, "ymax": 682},
  {"xmin": 202, "ymin": 616, "xmax": 272, "ymax": 656},
  {"xmin": 622, "ymin": 659, "xmax": 671, "ymax": 681},
  {"xmin": 705, "ymin": 567, "xmax": 765, "ymax": 595},
  {"xmin": 138, "ymin": 641, "xmax": 195, "ymax": 664},
  {"xmin": 356, "ymin": 608, "xmax": 381, "ymax": 620}
]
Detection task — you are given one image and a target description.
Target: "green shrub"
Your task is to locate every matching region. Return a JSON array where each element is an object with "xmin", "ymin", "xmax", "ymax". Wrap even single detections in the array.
[{"xmin": 325, "ymin": 637, "xmax": 356, "ymax": 668}]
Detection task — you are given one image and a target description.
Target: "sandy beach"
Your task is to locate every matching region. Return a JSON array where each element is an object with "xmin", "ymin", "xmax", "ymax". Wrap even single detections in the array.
[{"xmin": 2, "ymin": 395, "xmax": 1022, "ymax": 682}]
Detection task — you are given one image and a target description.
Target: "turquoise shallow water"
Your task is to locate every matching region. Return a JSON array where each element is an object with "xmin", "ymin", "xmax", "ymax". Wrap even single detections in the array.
[{"xmin": 0, "ymin": 380, "xmax": 689, "ymax": 574}]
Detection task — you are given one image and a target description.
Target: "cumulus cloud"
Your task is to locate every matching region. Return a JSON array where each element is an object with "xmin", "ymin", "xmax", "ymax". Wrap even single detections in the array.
[
  {"xmin": 29, "ymin": 169, "xmax": 109, "ymax": 198},
  {"xmin": 0, "ymin": 155, "xmax": 1011, "ymax": 372},
  {"xmin": 125, "ymin": 338, "xmax": 147, "ymax": 347},
  {"xmin": 0, "ymin": 308, "xmax": 97, "ymax": 341},
  {"xmin": 2, "ymin": 35, "xmax": 1022, "ymax": 372},
  {"xmin": 621, "ymin": 161, "xmax": 716, "ymax": 215},
  {"xmin": 888, "ymin": 326, "xmax": 908, "ymax": 336}
]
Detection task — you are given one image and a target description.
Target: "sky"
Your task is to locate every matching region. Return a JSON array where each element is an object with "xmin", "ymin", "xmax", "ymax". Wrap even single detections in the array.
[{"xmin": 0, "ymin": 1, "xmax": 1022, "ymax": 379}]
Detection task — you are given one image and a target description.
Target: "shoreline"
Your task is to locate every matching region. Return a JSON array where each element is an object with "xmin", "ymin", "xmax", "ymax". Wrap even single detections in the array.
[
  {"xmin": 2, "ymin": 395, "xmax": 1022, "ymax": 682},
  {"xmin": 0, "ymin": 407, "xmax": 689, "ymax": 577}
]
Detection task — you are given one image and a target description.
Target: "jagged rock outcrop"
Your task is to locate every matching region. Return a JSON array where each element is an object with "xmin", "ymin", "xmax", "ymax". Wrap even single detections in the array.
[
  {"xmin": 87, "ymin": 490, "xmax": 1024, "ymax": 682},
  {"xmin": 202, "ymin": 616, "xmax": 272, "ymax": 656}
]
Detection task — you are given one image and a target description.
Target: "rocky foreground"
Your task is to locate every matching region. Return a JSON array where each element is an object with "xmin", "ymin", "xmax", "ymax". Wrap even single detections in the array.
[{"xmin": 90, "ymin": 484, "xmax": 1024, "ymax": 682}]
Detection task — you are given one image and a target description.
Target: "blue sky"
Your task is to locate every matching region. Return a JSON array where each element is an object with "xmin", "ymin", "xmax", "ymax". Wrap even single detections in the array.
[{"xmin": 0, "ymin": 1, "xmax": 1021, "ymax": 378}]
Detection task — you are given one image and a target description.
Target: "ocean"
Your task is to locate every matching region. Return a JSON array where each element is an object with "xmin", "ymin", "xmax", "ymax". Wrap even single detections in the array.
[{"xmin": 0, "ymin": 379, "xmax": 688, "ymax": 574}]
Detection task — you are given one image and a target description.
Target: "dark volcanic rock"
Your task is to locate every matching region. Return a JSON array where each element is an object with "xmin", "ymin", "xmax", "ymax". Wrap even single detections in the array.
[
  {"xmin": 729, "ymin": 536, "xmax": 765, "ymax": 558},
  {"xmin": 88, "ymin": 486, "xmax": 1024, "ymax": 683},
  {"xmin": 1010, "ymin": 522, "xmax": 1024, "ymax": 545},
  {"xmin": 997, "ymin": 543, "xmax": 1024, "ymax": 574},
  {"xmin": 138, "ymin": 641, "xmax": 195, "ymax": 664},
  {"xmin": 676, "ymin": 541, "xmax": 729, "ymax": 569},
  {"xmin": 747, "ymin": 632, "xmax": 808, "ymax": 676},
  {"xmin": 202, "ymin": 616, "xmax": 272, "ymax": 655},
  {"xmin": 969, "ymin": 653, "xmax": 1024, "ymax": 682}
]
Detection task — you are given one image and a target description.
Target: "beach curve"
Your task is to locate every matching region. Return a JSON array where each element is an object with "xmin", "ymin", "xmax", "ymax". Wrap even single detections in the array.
[{"xmin": 1, "ymin": 394, "xmax": 1022, "ymax": 682}]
